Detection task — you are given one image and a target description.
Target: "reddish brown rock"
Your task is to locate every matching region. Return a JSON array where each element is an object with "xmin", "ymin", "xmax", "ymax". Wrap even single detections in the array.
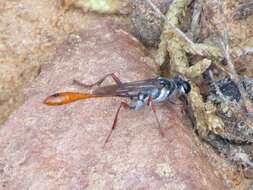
[
  {"xmin": 0, "ymin": 18, "xmax": 227, "ymax": 190},
  {"xmin": 130, "ymin": 0, "xmax": 172, "ymax": 47}
]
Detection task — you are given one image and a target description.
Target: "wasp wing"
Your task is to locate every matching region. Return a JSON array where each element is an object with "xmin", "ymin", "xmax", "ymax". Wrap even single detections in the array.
[{"xmin": 92, "ymin": 78, "xmax": 163, "ymax": 98}]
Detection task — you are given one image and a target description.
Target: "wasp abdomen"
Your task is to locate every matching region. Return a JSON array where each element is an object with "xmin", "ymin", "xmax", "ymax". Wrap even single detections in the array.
[{"xmin": 43, "ymin": 92, "xmax": 99, "ymax": 106}]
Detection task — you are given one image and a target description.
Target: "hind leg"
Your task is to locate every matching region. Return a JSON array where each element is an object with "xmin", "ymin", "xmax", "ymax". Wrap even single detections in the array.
[
  {"xmin": 103, "ymin": 101, "xmax": 130, "ymax": 147},
  {"xmin": 73, "ymin": 73, "xmax": 122, "ymax": 88}
]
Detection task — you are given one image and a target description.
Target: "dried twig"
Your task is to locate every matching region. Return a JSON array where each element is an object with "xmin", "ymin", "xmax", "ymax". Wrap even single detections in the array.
[
  {"xmin": 212, "ymin": 61, "xmax": 232, "ymax": 76},
  {"xmin": 217, "ymin": 1, "xmax": 241, "ymax": 83},
  {"xmin": 189, "ymin": 0, "xmax": 203, "ymax": 40}
]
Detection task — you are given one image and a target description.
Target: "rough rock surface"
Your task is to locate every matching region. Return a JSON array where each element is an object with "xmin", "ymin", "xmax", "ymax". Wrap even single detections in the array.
[
  {"xmin": 0, "ymin": 18, "xmax": 227, "ymax": 190},
  {"xmin": 0, "ymin": 0, "xmax": 131, "ymax": 125},
  {"xmin": 130, "ymin": 0, "xmax": 172, "ymax": 47}
]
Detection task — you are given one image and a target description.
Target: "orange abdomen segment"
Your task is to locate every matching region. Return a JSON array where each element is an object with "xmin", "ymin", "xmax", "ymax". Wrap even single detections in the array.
[{"xmin": 43, "ymin": 92, "xmax": 99, "ymax": 106}]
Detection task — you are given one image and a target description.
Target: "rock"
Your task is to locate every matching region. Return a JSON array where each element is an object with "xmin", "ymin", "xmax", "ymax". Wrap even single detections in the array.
[
  {"xmin": 0, "ymin": 0, "xmax": 130, "ymax": 126},
  {"xmin": 130, "ymin": 0, "xmax": 172, "ymax": 47},
  {"xmin": 0, "ymin": 18, "xmax": 226, "ymax": 189},
  {"xmin": 0, "ymin": 60, "xmax": 38, "ymax": 124}
]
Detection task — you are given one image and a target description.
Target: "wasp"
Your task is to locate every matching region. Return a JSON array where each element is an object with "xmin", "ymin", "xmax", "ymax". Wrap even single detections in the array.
[{"xmin": 43, "ymin": 73, "xmax": 191, "ymax": 146}]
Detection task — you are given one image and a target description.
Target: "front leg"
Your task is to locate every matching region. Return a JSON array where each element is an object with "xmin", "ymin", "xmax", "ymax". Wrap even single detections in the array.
[
  {"xmin": 147, "ymin": 96, "xmax": 165, "ymax": 137},
  {"xmin": 104, "ymin": 97, "xmax": 147, "ymax": 147},
  {"xmin": 73, "ymin": 73, "xmax": 122, "ymax": 88}
]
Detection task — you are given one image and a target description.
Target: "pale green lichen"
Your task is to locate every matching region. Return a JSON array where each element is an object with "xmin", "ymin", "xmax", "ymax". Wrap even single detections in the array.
[
  {"xmin": 207, "ymin": 114, "xmax": 225, "ymax": 134},
  {"xmin": 75, "ymin": 0, "xmax": 114, "ymax": 12},
  {"xmin": 62, "ymin": 0, "xmax": 125, "ymax": 14},
  {"xmin": 205, "ymin": 101, "xmax": 225, "ymax": 134},
  {"xmin": 184, "ymin": 58, "xmax": 211, "ymax": 78},
  {"xmin": 188, "ymin": 83, "xmax": 209, "ymax": 137},
  {"xmin": 155, "ymin": 0, "xmax": 191, "ymax": 66},
  {"xmin": 184, "ymin": 42, "xmax": 224, "ymax": 58}
]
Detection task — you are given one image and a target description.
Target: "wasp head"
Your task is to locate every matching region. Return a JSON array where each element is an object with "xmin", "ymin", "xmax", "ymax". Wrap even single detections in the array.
[{"xmin": 174, "ymin": 77, "xmax": 191, "ymax": 95}]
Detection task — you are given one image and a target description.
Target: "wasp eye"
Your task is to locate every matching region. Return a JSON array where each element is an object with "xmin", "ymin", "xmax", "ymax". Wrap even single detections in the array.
[
  {"xmin": 159, "ymin": 80, "xmax": 166, "ymax": 86},
  {"xmin": 183, "ymin": 81, "xmax": 191, "ymax": 94},
  {"xmin": 52, "ymin": 93, "xmax": 60, "ymax": 97}
]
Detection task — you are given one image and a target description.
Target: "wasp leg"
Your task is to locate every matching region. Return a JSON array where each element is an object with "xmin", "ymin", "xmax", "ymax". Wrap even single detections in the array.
[
  {"xmin": 103, "ymin": 101, "xmax": 130, "ymax": 147},
  {"xmin": 147, "ymin": 96, "xmax": 165, "ymax": 137},
  {"xmin": 73, "ymin": 73, "xmax": 122, "ymax": 88},
  {"xmin": 168, "ymin": 99, "xmax": 182, "ymax": 105}
]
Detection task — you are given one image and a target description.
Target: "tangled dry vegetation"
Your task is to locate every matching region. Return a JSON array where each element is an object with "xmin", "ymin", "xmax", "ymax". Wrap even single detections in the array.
[{"xmin": 139, "ymin": 0, "xmax": 253, "ymax": 187}]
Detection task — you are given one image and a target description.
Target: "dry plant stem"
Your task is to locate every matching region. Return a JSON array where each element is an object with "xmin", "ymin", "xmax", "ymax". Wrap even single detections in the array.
[
  {"xmin": 212, "ymin": 61, "xmax": 232, "ymax": 76},
  {"xmin": 220, "ymin": 28, "xmax": 238, "ymax": 81},
  {"xmin": 189, "ymin": 0, "xmax": 203, "ymax": 40}
]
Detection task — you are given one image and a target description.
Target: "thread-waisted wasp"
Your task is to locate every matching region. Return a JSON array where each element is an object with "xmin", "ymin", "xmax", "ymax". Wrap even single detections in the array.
[{"xmin": 43, "ymin": 73, "xmax": 191, "ymax": 146}]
